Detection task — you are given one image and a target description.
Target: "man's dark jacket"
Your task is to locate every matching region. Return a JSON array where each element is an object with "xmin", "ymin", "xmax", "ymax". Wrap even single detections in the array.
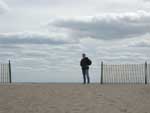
[{"xmin": 80, "ymin": 57, "xmax": 90, "ymax": 69}]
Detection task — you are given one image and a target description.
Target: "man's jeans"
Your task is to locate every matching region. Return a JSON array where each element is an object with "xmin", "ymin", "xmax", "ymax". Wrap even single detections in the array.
[{"xmin": 82, "ymin": 69, "xmax": 90, "ymax": 84}]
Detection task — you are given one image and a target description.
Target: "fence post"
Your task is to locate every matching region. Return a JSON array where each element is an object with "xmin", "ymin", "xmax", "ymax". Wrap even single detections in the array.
[
  {"xmin": 101, "ymin": 61, "xmax": 103, "ymax": 84},
  {"xmin": 145, "ymin": 61, "xmax": 147, "ymax": 85},
  {"xmin": 9, "ymin": 60, "xmax": 12, "ymax": 83}
]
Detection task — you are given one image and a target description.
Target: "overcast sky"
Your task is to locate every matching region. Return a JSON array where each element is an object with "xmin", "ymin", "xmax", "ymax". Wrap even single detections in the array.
[{"xmin": 0, "ymin": 0, "xmax": 150, "ymax": 82}]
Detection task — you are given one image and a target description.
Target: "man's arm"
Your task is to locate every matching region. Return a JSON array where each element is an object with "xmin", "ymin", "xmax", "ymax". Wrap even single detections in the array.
[{"xmin": 80, "ymin": 59, "xmax": 83, "ymax": 66}]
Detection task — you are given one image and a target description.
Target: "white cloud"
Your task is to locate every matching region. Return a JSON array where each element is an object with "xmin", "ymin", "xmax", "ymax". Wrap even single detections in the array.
[
  {"xmin": 49, "ymin": 11, "xmax": 150, "ymax": 40},
  {"xmin": 127, "ymin": 34, "xmax": 150, "ymax": 47},
  {"xmin": 0, "ymin": 0, "xmax": 9, "ymax": 14}
]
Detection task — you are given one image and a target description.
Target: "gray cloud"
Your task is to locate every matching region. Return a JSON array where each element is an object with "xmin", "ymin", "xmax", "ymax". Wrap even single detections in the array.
[
  {"xmin": 5, "ymin": 0, "xmax": 85, "ymax": 8},
  {"xmin": 132, "ymin": 42, "xmax": 150, "ymax": 47},
  {"xmin": 0, "ymin": 32, "xmax": 76, "ymax": 45},
  {"xmin": 143, "ymin": 0, "xmax": 150, "ymax": 2},
  {"xmin": 50, "ymin": 11, "xmax": 150, "ymax": 40}
]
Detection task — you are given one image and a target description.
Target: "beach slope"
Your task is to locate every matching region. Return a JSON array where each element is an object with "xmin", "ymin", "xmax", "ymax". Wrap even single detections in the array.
[{"xmin": 0, "ymin": 83, "xmax": 150, "ymax": 113}]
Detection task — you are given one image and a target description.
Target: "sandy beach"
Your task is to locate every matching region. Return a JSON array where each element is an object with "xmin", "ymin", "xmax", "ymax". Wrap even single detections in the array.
[{"xmin": 0, "ymin": 83, "xmax": 150, "ymax": 113}]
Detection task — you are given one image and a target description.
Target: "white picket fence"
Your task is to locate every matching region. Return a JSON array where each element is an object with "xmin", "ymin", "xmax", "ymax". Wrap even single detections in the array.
[
  {"xmin": 0, "ymin": 61, "xmax": 11, "ymax": 83},
  {"xmin": 101, "ymin": 62, "xmax": 149, "ymax": 84}
]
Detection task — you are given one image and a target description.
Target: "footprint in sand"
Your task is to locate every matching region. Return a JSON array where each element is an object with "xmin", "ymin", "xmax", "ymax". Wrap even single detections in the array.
[{"xmin": 119, "ymin": 108, "xmax": 128, "ymax": 113}]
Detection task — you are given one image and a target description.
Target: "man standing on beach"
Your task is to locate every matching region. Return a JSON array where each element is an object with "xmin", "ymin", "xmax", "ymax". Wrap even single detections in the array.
[{"xmin": 80, "ymin": 53, "xmax": 92, "ymax": 84}]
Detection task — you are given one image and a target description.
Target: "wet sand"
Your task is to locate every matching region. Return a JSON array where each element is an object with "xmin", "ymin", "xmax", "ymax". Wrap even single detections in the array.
[{"xmin": 0, "ymin": 83, "xmax": 150, "ymax": 113}]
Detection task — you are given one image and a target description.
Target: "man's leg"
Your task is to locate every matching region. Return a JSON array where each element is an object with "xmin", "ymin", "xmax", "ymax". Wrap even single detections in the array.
[
  {"xmin": 82, "ymin": 69, "xmax": 86, "ymax": 84},
  {"xmin": 86, "ymin": 69, "xmax": 90, "ymax": 84}
]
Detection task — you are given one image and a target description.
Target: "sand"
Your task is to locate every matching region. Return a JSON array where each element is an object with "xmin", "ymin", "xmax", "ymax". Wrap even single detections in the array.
[{"xmin": 0, "ymin": 83, "xmax": 150, "ymax": 113}]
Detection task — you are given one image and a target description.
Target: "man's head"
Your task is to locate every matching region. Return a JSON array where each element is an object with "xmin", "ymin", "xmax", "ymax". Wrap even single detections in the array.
[{"xmin": 82, "ymin": 53, "xmax": 86, "ymax": 58}]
